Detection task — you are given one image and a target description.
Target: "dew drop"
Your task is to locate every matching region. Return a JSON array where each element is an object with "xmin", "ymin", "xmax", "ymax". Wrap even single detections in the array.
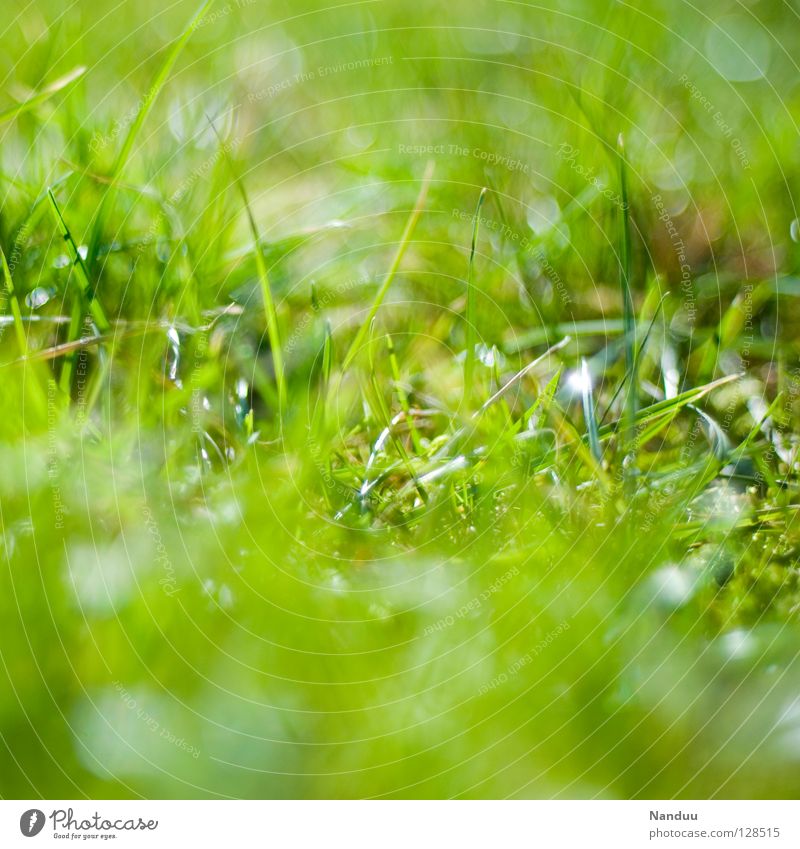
[{"xmin": 25, "ymin": 287, "xmax": 52, "ymax": 309}]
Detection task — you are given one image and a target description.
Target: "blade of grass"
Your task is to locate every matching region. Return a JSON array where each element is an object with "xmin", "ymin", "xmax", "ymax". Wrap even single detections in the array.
[
  {"xmin": 464, "ymin": 187, "xmax": 487, "ymax": 406},
  {"xmin": 0, "ymin": 66, "xmax": 86, "ymax": 125},
  {"xmin": 547, "ymin": 397, "xmax": 610, "ymax": 488},
  {"xmin": 387, "ymin": 334, "xmax": 423, "ymax": 454},
  {"xmin": 726, "ymin": 392, "xmax": 784, "ymax": 465},
  {"xmin": 490, "ymin": 346, "xmax": 514, "ymax": 428},
  {"xmin": 688, "ymin": 404, "xmax": 731, "ymax": 460},
  {"xmin": 208, "ymin": 118, "xmax": 286, "ymax": 412},
  {"xmin": 47, "ymin": 190, "xmax": 110, "ymax": 331},
  {"xmin": 597, "ymin": 290, "xmax": 669, "ymax": 427},
  {"xmin": 387, "ymin": 342, "xmax": 572, "ymax": 517},
  {"xmin": 630, "ymin": 407, "xmax": 681, "ymax": 450},
  {"xmin": 310, "ymin": 305, "xmax": 333, "ymax": 443},
  {"xmin": 48, "ymin": 189, "xmax": 110, "ymax": 394},
  {"xmin": 434, "ymin": 337, "xmax": 571, "ymax": 462},
  {"xmin": 597, "ymin": 372, "xmax": 741, "ymax": 441},
  {"xmin": 342, "ymin": 161, "xmax": 435, "ymax": 371},
  {"xmin": 0, "ymin": 246, "xmax": 30, "ymax": 356},
  {"xmin": 0, "ymin": 245, "xmax": 47, "ymax": 418},
  {"xmin": 617, "ymin": 133, "xmax": 637, "ymax": 460},
  {"xmin": 365, "ymin": 324, "xmax": 427, "ymax": 505},
  {"xmin": 505, "ymin": 318, "xmax": 642, "ymax": 353},
  {"xmin": 695, "ymin": 280, "xmax": 773, "ymax": 379},
  {"xmin": 477, "ymin": 338, "xmax": 570, "ymax": 419},
  {"xmin": 85, "ymin": 0, "xmax": 213, "ymax": 273},
  {"xmin": 581, "ymin": 358, "xmax": 601, "ymax": 461},
  {"xmin": 523, "ymin": 367, "xmax": 562, "ymax": 429}
]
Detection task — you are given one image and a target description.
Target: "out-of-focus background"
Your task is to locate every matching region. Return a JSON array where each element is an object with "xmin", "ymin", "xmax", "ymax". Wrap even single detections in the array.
[{"xmin": 2, "ymin": 0, "xmax": 800, "ymax": 799}]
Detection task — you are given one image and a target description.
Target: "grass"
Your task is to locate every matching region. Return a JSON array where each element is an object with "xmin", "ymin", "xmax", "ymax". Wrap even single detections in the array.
[
  {"xmin": 0, "ymin": 66, "xmax": 86, "ymax": 126},
  {"xmin": 1, "ymin": 0, "xmax": 800, "ymax": 800},
  {"xmin": 464, "ymin": 186, "xmax": 487, "ymax": 407}
]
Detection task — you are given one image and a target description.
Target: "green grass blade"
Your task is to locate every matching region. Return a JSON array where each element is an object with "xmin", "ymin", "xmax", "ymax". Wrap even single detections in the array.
[
  {"xmin": 47, "ymin": 190, "xmax": 110, "ymax": 332},
  {"xmin": 434, "ymin": 337, "xmax": 570, "ymax": 463},
  {"xmin": 696, "ymin": 280, "xmax": 773, "ymax": 379},
  {"xmin": 581, "ymin": 359, "xmax": 602, "ymax": 461},
  {"xmin": 597, "ymin": 372, "xmax": 741, "ymax": 441},
  {"xmin": 368, "ymin": 374, "xmax": 427, "ymax": 506},
  {"xmin": 464, "ymin": 187, "xmax": 487, "ymax": 406},
  {"xmin": 477, "ymin": 337, "xmax": 570, "ymax": 419},
  {"xmin": 86, "ymin": 0, "xmax": 213, "ymax": 272},
  {"xmin": 505, "ymin": 319, "xmax": 638, "ymax": 353},
  {"xmin": 1, "ymin": 245, "xmax": 48, "ymax": 417},
  {"xmin": 598, "ymin": 290, "xmax": 668, "ymax": 427},
  {"xmin": 311, "ymin": 318, "xmax": 334, "ymax": 440},
  {"xmin": 387, "ymin": 334, "xmax": 422, "ymax": 454},
  {"xmin": 0, "ymin": 246, "xmax": 29, "ymax": 355},
  {"xmin": 209, "ymin": 119, "xmax": 286, "ymax": 412},
  {"xmin": 0, "ymin": 66, "xmax": 86, "ymax": 125},
  {"xmin": 360, "ymin": 321, "xmax": 427, "ymax": 507},
  {"xmin": 548, "ymin": 397, "xmax": 610, "ymax": 488},
  {"xmin": 322, "ymin": 319, "xmax": 333, "ymax": 386},
  {"xmin": 726, "ymin": 392, "xmax": 784, "ymax": 465},
  {"xmin": 343, "ymin": 161, "xmax": 434, "ymax": 371},
  {"xmin": 616, "ymin": 133, "xmax": 637, "ymax": 457},
  {"xmin": 523, "ymin": 367, "xmax": 562, "ymax": 429},
  {"xmin": 48, "ymin": 188, "xmax": 110, "ymax": 394}
]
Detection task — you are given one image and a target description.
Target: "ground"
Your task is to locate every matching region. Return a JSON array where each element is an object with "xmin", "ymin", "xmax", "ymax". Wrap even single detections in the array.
[{"xmin": 1, "ymin": 0, "xmax": 800, "ymax": 798}]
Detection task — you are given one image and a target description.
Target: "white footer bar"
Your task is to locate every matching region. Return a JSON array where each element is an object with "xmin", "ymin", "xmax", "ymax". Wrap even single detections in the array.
[{"xmin": 2, "ymin": 800, "xmax": 796, "ymax": 848}]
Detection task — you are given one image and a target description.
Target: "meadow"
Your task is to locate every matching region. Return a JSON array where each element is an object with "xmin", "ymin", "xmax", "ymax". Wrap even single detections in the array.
[{"xmin": 1, "ymin": 0, "xmax": 800, "ymax": 798}]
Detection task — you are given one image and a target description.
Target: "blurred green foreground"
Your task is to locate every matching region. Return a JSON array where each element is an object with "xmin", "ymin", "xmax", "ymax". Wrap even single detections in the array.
[{"xmin": 2, "ymin": 0, "xmax": 800, "ymax": 797}]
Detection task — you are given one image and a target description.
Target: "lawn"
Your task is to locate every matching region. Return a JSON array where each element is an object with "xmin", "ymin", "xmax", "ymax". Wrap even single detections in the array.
[{"xmin": 2, "ymin": 0, "xmax": 800, "ymax": 798}]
